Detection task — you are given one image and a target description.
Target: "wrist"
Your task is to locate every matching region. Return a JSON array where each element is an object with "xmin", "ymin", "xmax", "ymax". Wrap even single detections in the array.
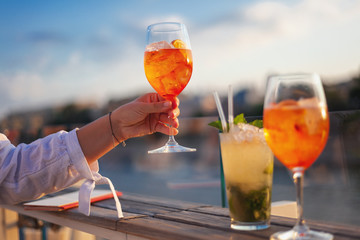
[{"xmin": 109, "ymin": 111, "xmax": 126, "ymax": 147}]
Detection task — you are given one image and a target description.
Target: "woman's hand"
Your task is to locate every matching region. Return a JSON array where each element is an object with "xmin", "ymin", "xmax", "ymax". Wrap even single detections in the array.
[
  {"xmin": 111, "ymin": 93, "xmax": 180, "ymax": 142},
  {"xmin": 77, "ymin": 93, "xmax": 179, "ymax": 164}
]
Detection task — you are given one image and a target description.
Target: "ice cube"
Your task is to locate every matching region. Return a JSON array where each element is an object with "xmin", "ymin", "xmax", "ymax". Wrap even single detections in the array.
[
  {"xmin": 298, "ymin": 97, "xmax": 319, "ymax": 108},
  {"xmin": 241, "ymin": 123, "xmax": 259, "ymax": 133},
  {"xmin": 145, "ymin": 41, "xmax": 173, "ymax": 51}
]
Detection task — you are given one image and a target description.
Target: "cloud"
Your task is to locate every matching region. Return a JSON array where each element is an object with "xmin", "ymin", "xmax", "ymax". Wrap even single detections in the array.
[
  {"xmin": 1, "ymin": 0, "xmax": 360, "ymax": 117},
  {"xmin": 68, "ymin": 51, "xmax": 82, "ymax": 66},
  {"xmin": 0, "ymin": 72, "xmax": 50, "ymax": 115},
  {"xmin": 20, "ymin": 30, "xmax": 70, "ymax": 45},
  {"xmin": 196, "ymin": 0, "xmax": 359, "ymax": 54},
  {"xmin": 190, "ymin": 0, "xmax": 360, "ymax": 92}
]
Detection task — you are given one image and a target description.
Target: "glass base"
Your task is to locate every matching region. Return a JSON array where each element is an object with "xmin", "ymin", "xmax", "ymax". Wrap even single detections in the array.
[
  {"xmin": 270, "ymin": 229, "xmax": 334, "ymax": 240},
  {"xmin": 231, "ymin": 221, "xmax": 270, "ymax": 231},
  {"xmin": 148, "ymin": 143, "xmax": 196, "ymax": 154}
]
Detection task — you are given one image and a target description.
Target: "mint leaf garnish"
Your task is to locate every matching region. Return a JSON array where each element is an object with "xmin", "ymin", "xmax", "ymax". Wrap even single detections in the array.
[
  {"xmin": 208, "ymin": 121, "xmax": 224, "ymax": 131},
  {"xmin": 208, "ymin": 113, "xmax": 263, "ymax": 131},
  {"xmin": 208, "ymin": 120, "xmax": 227, "ymax": 131},
  {"xmin": 234, "ymin": 113, "xmax": 247, "ymax": 125},
  {"xmin": 249, "ymin": 119, "xmax": 263, "ymax": 128}
]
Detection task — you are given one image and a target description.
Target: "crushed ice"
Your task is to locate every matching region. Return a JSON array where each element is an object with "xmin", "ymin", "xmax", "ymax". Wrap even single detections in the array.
[{"xmin": 228, "ymin": 123, "xmax": 266, "ymax": 143}]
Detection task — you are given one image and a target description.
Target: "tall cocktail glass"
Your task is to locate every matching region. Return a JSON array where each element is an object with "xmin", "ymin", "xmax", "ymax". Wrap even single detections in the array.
[
  {"xmin": 144, "ymin": 22, "xmax": 196, "ymax": 153},
  {"xmin": 220, "ymin": 123, "xmax": 274, "ymax": 230},
  {"xmin": 263, "ymin": 73, "xmax": 333, "ymax": 239}
]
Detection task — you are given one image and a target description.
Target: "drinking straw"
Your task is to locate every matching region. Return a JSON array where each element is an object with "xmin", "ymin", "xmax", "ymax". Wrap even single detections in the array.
[
  {"xmin": 228, "ymin": 85, "xmax": 234, "ymax": 131},
  {"xmin": 213, "ymin": 91, "xmax": 227, "ymax": 132}
]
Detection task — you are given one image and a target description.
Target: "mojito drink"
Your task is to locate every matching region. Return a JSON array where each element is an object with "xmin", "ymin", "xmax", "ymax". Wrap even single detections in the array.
[{"xmin": 220, "ymin": 123, "xmax": 274, "ymax": 230}]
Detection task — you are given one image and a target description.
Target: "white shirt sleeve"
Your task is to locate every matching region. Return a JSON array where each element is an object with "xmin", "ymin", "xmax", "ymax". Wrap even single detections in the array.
[
  {"xmin": 0, "ymin": 129, "xmax": 123, "ymax": 218},
  {"xmin": 0, "ymin": 129, "xmax": 92, "ymax": 203}
]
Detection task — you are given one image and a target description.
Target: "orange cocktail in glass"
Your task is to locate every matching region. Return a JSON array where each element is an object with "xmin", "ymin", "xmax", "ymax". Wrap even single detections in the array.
[
  {"xmin": 144, "ymin": 42, "xmax": 193, "ymax": 100},
  {"xmin": 263, "ymin": 74, "xmax": 333, "ymax": 240},
  {"xmin": 144, "ymin": 22, "xmax": 196, "ymax": 153},
  {"xmin": 263, "ymin": 98, "xmax": 329, "ymax": 170}
]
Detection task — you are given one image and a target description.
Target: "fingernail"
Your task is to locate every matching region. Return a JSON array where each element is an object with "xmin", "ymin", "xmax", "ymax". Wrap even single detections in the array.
[{"xmin": 164, "ymin": 101, "xmax": 171, "ymax": 107}]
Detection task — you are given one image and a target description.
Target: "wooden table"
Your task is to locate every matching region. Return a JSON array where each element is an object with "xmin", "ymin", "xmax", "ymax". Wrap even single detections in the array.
[{"xmin": 2, "ymin": 192, "xmax": 359, "ymax": 240}]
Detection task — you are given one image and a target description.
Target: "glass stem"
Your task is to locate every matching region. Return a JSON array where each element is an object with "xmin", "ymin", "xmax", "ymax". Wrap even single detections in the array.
[
  {"xmin": 293, "ymin": 169, "xmax": 309, "ymax": 234},
  {"xmin": 166, "ymin": 125, "xmax": 178, "ymax": 146}
]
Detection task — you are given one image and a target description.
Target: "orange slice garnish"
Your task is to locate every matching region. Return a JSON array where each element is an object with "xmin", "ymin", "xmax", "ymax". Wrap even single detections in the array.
[{"xmin": 171, "ymin": 39, "xmax": 187, "ymax": 49}]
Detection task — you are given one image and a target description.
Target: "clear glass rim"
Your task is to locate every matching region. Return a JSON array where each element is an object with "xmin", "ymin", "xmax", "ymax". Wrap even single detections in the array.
[
  {"xmin": 147, "ymin": 22, "xmax": 184, "ymax": 32},
  {"xmin": 264, "ymin": 72, "xmax": 326, "ymax": 107},
  {"xmin": 268, "ymin": 73, "xmax": 321, "ymax": 82}
]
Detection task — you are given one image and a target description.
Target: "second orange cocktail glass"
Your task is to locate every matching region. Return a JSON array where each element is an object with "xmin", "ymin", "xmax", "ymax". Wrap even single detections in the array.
[{"xmin": 263, "ymin": 74, "xmax": 333, "ymax": 240}]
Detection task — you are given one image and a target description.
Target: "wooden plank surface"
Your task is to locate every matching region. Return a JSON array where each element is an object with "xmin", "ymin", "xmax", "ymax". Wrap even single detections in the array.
[
  {"xmin": 153, "ymin": 208, "xmax": 360, "ymax": 240},
  {"xmin": 271, "ymin": 216, "xmax": 360, "ymax": 239},
  {"xmin": 1, "ymin": 204, "xmax": 128, "ymax": 240},
  {"xmin": 3, "ymin": 191, "xmax": 360, "ymax": 240},
  {"xmin": 94, "ymin": 192, "xmax": 209, "ymax": 211},
  {"xmin": 117, "ymin": 216, "xmax": 268, "ymax": 240},
  {"xmin": 94, "ymin": 198, "xmax": 181, "ymax": 216},
  {"xmin": 102, "ymin": 192, "xmax": 360, "ymax": 240}
]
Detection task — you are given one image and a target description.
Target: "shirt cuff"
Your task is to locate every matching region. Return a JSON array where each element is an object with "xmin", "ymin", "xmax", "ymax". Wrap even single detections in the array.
[
  {"xmin": 64, "ymin": 129, "xmax": 99, "ymax": 181},
  {"xmin": 63, "ymin": 129, "xmax": 123, "ymax": 218}
]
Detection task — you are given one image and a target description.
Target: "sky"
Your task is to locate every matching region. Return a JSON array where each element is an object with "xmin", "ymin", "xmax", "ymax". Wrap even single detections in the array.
[{"xmin": 1, "ymin": 0, "xmax": 360, "ymax": 116}]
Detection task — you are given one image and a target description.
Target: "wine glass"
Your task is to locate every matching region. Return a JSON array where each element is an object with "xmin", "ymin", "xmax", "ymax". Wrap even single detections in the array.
[
  {"xmin": 144, "ymin": 22, "xmax": 196, "ymax": 154},
  {"xmin": 263, "ymin": 74, "xmax": 333, "ymax": 240}
]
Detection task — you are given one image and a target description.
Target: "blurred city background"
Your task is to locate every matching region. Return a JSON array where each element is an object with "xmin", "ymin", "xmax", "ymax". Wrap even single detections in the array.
[{"xmin": 1, "ymin": 0, "xmax": 360, "ymax": 229}]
